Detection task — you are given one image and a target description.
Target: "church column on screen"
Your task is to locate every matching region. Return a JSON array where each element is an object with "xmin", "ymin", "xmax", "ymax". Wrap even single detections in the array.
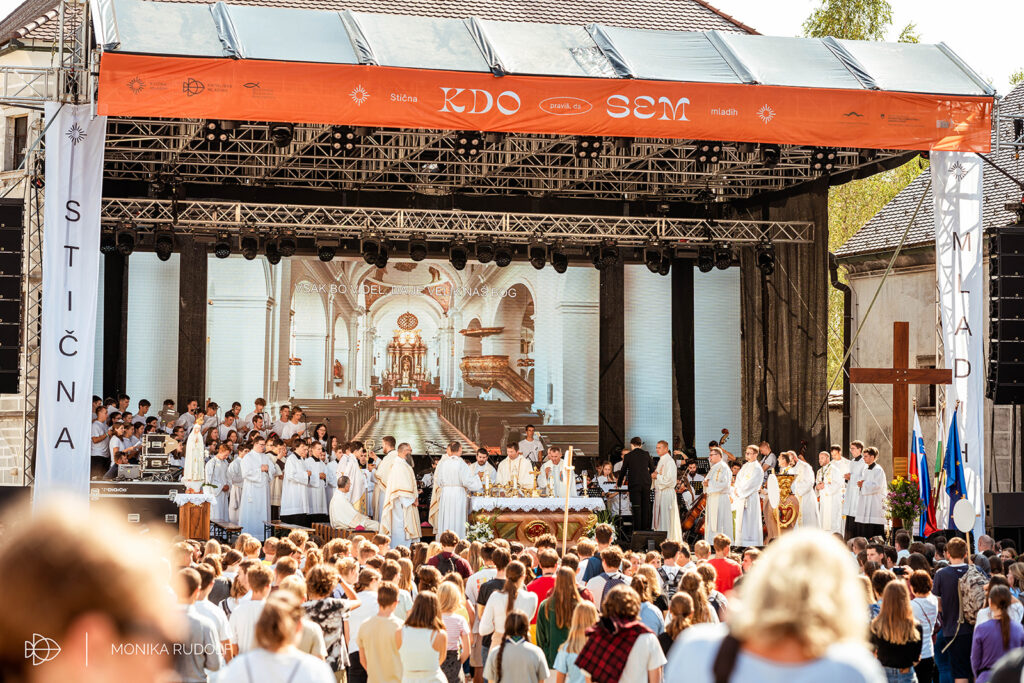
[
  {"xmin": 551, "ymin": 269, "xmax": 599, "ymax": 425},
  {"xmin": 437, "ymin": 320, "xmax": 455, "ymax": 395}
]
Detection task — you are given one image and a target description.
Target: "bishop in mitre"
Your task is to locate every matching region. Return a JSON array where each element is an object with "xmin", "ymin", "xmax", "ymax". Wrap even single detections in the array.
[
  {"xmin": 734, "ymin": 445, "xmax": 764, "ymax": 547},
  {"xmin": 331, "ymin": 475, "xmax": 380, "ymax": 531},
  {"xmin": 496, "ymin": 442, "xmax": 533, "ymax": 487},
  {"xmin": 652, "ymin": 441, "xmax": 682, "ymax": 544},
  {"xmin": 381, "ymin": 443, "xmax": 421, "ymax": 548},
  {"xmin": 182, "ymin": 415, "xmax": 207, "ymax": 493},
  {"xmin": 429, "ymin": 442, "xmax": 482, "ymax": 538},
  {"xmin": 538, "ymin": 446, "xmax": 578, "ymax": 498},
  {"xmin": 790, "ymin": 451, "xmax": 819, "ymax": 528},
  {"xmin": 704, "ymin": 446, "xmax": 732, "ymax": 543}
]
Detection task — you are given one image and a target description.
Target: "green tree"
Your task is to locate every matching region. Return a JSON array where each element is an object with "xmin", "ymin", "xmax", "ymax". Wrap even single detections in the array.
[
  {"xmin": 1011, "ymin": 68, "xmax": 1024, "ymax": 86},
  {"xmin": 804, "ymin": 0, "xmax": 927, "ymax": 384}
]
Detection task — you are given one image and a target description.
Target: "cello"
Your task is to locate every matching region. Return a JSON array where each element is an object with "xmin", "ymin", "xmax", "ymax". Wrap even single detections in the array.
[{"xmin": 680, "ymin": 428, "xmax": 729, "ymax": 539}]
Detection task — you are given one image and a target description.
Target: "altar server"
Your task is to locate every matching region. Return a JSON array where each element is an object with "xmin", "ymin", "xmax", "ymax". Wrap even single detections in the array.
[
  {"xmin": 496, "ymin": 442, "xmax": 533, "ymax": 487},
  {"xmin": 817, "ymin": 451, "xmax": 844, "ymax": 534},
  {"xmin": 791, "ymin": 451, "xmax": 819, "ymax": 528},
  {"xmin": 734, "ymin": 445, "xmax": 764, "ymax": 548},
  {"xmin": 652, "ymin": 440, "xmax": 682, "ymax": 544},
  {"xmin": 239, "ymin": 443, "xmax": 269, "ymax": 537},
  {"xmin": 855, "ymin": 446, "xmax": 886, "ymax": 539},
  {"xmin": 226, "ymin": 446, "xmax": 245, "ymax": 524},
  {"xmin": 330, "ymin": 476, "xmax": 380, "ymax": 531},
  {"xmin": 470, "ymin": 447, "xmax": 497, "ymax": 486},
  {"xmin": 374, "ymin": 436, "xmax": 398, "ymax": 521},
  {"xmin": 281, "ymin": 439, "xmax": 311, "ymax": 526},
  {"xmin": 205, "ymin": 444, "xmax": 231, "ymax": 514},
  {"xmin": 538, "ymin": 446, "xmax": 578, "ymax": 498},
  {"xmin": 381, "ymin": 443, "xmax": 421, "ymax": 548},
  {"xmin": 339, "ymin": 441, "xmax": 368, "ymax": 514},
  {"xmin": 704, "ymin": 447, "xmax": 732, "ymax": 543},
  {"xmin": 429, "ymin": 442, "xmax": 482, "ymax": 538},
  {"xmin": 843, "ymin": 440, "xmax": 866, "ymax": 538},
  {"xmin": 324, "ymin": 446, "xmax": 339, "ymax": 507},
  {"xmin": 307, "ymin": 442, "xmax": 329, "ymax": 524}
]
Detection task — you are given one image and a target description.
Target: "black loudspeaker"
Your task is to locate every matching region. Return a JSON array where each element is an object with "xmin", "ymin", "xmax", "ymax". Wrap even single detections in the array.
[
  {"xmin": 0, "ymin": 200, "xmax": 22, "ymax": 395},
  {"xmin": 988, "ymin": 225, "xmax": 1024, "ymax": 403},
  {"xmin": 630, "ymin": 529, "xmax": 667, "ymax": 552},
  {"xmin": 986, "ymin": 492, "xmax": 1024, "ymax": 527}
]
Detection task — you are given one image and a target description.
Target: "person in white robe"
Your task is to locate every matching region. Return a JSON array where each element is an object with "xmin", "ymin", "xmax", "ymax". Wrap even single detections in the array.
[
  {"xmin": 265, "ymin": 441, "xmax": 284, "ymax": 519},
  {"xmin": 791, "ymin": 452, "xmax": 819, "ymax": 528},
  {"xmin": 816, "ymin": 451, "xmax": 844, "ymax": 534},
  {"xmin": 280, "ymin": 442, "xmax": 311, "ymax": 526},
  {"xmin": 239, "ymin": 443, "xmax": 271, "ymax": 537},
  {"xmin": 854, "ymin": 447, "xmax": 886, "ymax": 539},
  {"xmin": 734, "ymin": 445, "xmax": 764, "ymax": 547},
  {"xmin": 226, "ymin": 449, "xmax": 245, "ymax": 524},
  {"xmin": 428, "ymin": 443, "xmax": 482, "ymax": 538},
  {"xmin": 651, "ymin": 441, "xmax": 682, "ymax": 544},
  {"xmin": 704, "ymin": 447, "xmax": 732, "ymax": 543},
  {"xmin": 843, "ymin": 441, "xmax": 866, "ymax": 538},
  {"xmin": 205, "ymin": 445, "xmax": 231, "ymax": 515},
  {"xmin": 182, "ymin": 417, "xmax": 207, "ymax": 492},
  {"xmin": 363, "ymin": 458, "xmax": 376, "ymax": 516},
  {"xmin": 339, "ymin": 443, "xmax": 368, "ymax": 514},
  {"xmin": 381, "ymin": 443, "xmax": 421, "ymax": 548},
  {"xmin": 495, "ymin": 443, "xmax": 534, "ymax": 488},
  {"xmin": 828, "ymin": 446, "xmax": 850, "ymax": 525},
  {"xmin": 469, "ymin": 448, "xmax": 497, "ymax": 488},
  {"xmin": 330, "ymin": 476, "xmax": 380, "ymax": 531},
  {"xmin": 325, "ymin": 450, "xmax": 340, "ymax": 507},
  {"xmin": 306, "ymin": 443, "xmax": 329, "ymax": 523},
  {"xmin": 538, "ymin": 446, "xmax": 578, "ymax": 498},
  {"xmin": 374, "ymin": 440, "xmax": 399, "ymax": 521}
]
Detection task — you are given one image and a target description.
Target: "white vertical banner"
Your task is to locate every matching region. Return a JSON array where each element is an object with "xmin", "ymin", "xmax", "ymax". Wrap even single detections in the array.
[
  {"xmin": 932, "ymin": 151, "xmax": 984, "ymax": 538},
  {"xmin": 34, "ymin": 103, "xmax": 107, "ymax": 507}
]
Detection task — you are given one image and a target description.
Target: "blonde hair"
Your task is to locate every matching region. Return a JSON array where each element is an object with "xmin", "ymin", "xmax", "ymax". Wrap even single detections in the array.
[
  {"xmin": 426, "ymin": 541, "xmax": 442, "ymax": 563},
  {"xmin": 561, "ymin": 601, "xmax": 600, "ymax": 655},
  {"xmin": 870, "ymin": 582, "xmax": 920, "ymax": 645},
  {"xmin": 693, "ymin": 540, "xmax": 711, "ymax": 559},
  {"xmin": 437, "ymin": 581, "xmax": 462, "ymax": 614},
  {"xmin": 255, "ymin": 592, "xmax": 304, "ymax": 651},
  {"xmin": 679, "ymin": 572, "xmax": 715, "ymax": 624},
  {"xmin": 731, "ymin": 529, "xmax": 870, "ymax": 656},
  {"xmin": 277, "ymin": 574, "xmax": 308, "ymax": 601}
]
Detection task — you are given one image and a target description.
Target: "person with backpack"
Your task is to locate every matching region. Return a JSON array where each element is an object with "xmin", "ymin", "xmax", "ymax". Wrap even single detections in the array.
[
  {"xmin": 428, "ymin": 531, "xmax": 473, "ymax": 580},
  {"xmin": 584, "ymin": 548, "xmax": 629, "ymax": 612},
  {"xmin": 933, "ymin": 537, "xmax": 984, "ymax": 683}
]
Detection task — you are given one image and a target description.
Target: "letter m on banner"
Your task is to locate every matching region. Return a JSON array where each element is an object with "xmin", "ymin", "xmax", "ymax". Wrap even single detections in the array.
[{"xmin": 34, "ymin": 103, "xmax": 106, "ymax": 509}]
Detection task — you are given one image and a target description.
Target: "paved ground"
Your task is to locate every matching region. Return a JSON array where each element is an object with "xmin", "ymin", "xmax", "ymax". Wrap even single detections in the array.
[{"xmin": 354, "ymin": 403, "xmax": 475, "ymax": 457}]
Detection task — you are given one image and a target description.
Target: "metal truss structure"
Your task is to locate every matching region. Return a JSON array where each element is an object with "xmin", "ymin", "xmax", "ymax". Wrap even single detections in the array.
[
  {"xmin": 101, "ymin": 197, "xmax": 814, "ymax": 247},
  {"xmin": 103, "ymin": 118, "xmax": 905, "ymax": 202}
]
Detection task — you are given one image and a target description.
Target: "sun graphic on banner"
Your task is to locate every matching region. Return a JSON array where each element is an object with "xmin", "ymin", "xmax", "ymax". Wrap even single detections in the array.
[
  {"xmin": 757, "ymin": 104, "xmax": 776, "ymax": 124},
  {"xmin": 950, "ymin": 160, "xmax": 968, "ymax": 182},
  {"xmin": 64, "ymin": 122, "xmax": 87, "ymax": 146},
  {"xmin": 126, "ymin": 76, "xmax": 145, "ymax": 94},
  {"xmin": 350, "ymin": 85, "xmax": 369, "ymax": 106}
]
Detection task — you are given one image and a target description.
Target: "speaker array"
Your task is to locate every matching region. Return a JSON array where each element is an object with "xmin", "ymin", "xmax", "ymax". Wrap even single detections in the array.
[{"xmin": 987, "ymin": 225, "xmax": 1024, "ymax": 404}]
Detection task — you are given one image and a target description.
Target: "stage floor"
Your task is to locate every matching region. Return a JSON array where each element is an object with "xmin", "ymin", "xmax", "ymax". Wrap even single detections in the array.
[{"xmin": 354, "ymin": 404, "xmax": 474, "ymax": 456}]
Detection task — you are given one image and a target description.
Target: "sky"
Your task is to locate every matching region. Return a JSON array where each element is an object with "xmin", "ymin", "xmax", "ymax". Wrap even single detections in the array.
[
  {"xmin": 710, "ymin": 0, "xmax": 1022, "ymax": 96},
  {"xmin": 0, "ymin": 0, "xmax": 1017, "ymax": 94}
]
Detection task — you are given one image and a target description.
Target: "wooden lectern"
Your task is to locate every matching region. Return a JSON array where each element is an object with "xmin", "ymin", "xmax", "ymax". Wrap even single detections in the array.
[{"xmin": 179, "ymin": 502, "xmax": 211, "ymax": 540}]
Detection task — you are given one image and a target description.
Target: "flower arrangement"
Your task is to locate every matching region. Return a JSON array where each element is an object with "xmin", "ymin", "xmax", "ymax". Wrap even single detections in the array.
[
  {"xmin": 885, "ymin": 476, "xmax": 924, "ymax": 529},
  {"xmin": 466, "ymin": 516, "xmax": 497, "ymax": 543},
  {"xmin": 583, "ymin": 508, "xmax": 619, "ymax": 542}
]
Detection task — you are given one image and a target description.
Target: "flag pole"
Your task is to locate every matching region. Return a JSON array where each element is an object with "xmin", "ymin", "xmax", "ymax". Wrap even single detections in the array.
[{"xmin": 562, "ymin": 446, "xmax": 573, "ymax": 555}]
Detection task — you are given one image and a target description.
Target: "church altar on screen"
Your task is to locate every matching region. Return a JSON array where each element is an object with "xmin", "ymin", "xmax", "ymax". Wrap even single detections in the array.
[{"xmin": 469, "ymin": 496, "xmax": 604, "ymax": 546}]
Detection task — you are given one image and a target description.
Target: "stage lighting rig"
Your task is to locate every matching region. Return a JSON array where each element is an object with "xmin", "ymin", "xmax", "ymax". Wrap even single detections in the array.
[
  {"xmin": 494, "ymin": 243, "xmax": 514, "ymax": 268},
  {"xmin": 475, "ymin": 238, "xmax": 495, "ymax": 264},
  {"xmin": 408, "ymin": 234, "xmax": 428, "ymax": 262},
  {"xmin": 810, "ymin": 147, "xmax": 837, "ymax": 173},
  {"xmin": 696, "ymin": 245, "xmax": 715, "ymax": 273},
  {"xmin": 591, "ymin": 241, "xmax": 619, "ymax": 271},
  {"xmin": 528, "ymin": 242, "xmax": 547, "ymax": 270},
  {"xmin": 756, "ymin": 240, "xmax": 776, "ymax": 276},
  {"xmin": 453, "ymin": 131, "xmax": 483, "ymax": 158},
  {"xmin": 694, "ymin": 141, "xmax": 722, "ymax": 165},
  {"xmin": 100, "ymin": 229, "xmax": 117, "ymax": 255},
  {"xmin": 760, "ymin": 143, "xmax": 781, "ymax": 168},
  {"xmin": 361, "ymin": 234, "xmax": 381, "ymax": 265},
  {"xmin": 714, "ymin": 243, "xmax": 734, "ymax": 270},
  {"xmin": 317, "ymin": 235, "xmax": 340, "ymax": 262},
  {"xmin": 240, "ymin": 231, "xmax": 259, "ymax": 261},
  {"xmin": 115, "ymin": 222, "xmax": 137, "ymax": 256},
  {"xmin": 575, "ymin": 136, "xmax": 604, "ymax": 160},
  {"xmin": 265, "ymin": 239, "xmax": 282, "ymax": 265},
  {"xmin": 374, "ymin": 241, "xmax": 389, "ymax": 268},
  {"xmin": 549, "ymin": 243, "xmax": 569, "ymax": 273},
  {"xmin": 202, "ymin": 120, "xmax": 234, "ymax": 145},
  {"xmin": 269, "ymin": 122, "xmax": 295, "ymax": 148},
  {"xmin": 644, "ymin": 242, "xmax": 672, "ymax": 276},
  {"xmin": 154, "ymin": 229, "xmax": 175, "ymax": 262},
  {"xmin": 450, "ymin": 241, "xmax": 469, "ymax": 271},
  {"xmin": 857, "ymin": 148, "xmax": 877, "ymax": 164},
  {"xmin": 213, "ymin": 231, "xmax": 232, "ymax": 259},
  {"xmin": 329, "ymin": 125, "xmax": 364, "ymax": 154},
  {"xmin": 277, "ymin": 230, "xmax": 297, "ymax": 257}
]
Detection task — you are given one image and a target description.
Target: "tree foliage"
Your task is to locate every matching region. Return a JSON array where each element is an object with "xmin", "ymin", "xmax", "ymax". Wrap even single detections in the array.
[
  {"xmin": 802, "ymin": 0, "xmax": 893, "ymax": 41},
  {"xmin": 1012, "ymin": 68, "xmax": 1024, "ymax": 87}
]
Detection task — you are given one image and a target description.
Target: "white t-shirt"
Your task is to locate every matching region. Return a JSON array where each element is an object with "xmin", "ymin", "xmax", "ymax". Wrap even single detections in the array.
[
  {"xmin": 108, "ymin": 436, "xmax": 124, "ymax": 463},
  {"xmin": 480, "ymin": 590, "xmax": 539, "ymax": 636},
  {"xmin": 219, "ymin": 647, "xmax": 334, "ymax": 683},
  {"xmin": 195, "ymin": 598, "xmax": 234, "ymax": 644},
  {"xmin": 229, "ymin": 598, "xmax": 266, "ymax": 653},
  {"xmin": 280, "ymin": 422, "xmax": 307, "ymax": 440},
  {"xmin": 666, "ymin": 624, "xmax": 886, "ymax": 683},
  {"xmin": 518, "ymin": 438, "xmax": 544, "ymax": 464},
  {"xmin": 131, "ymin": 413, "xmax": 147, "ymax": 425},
  {"xmin": 91, "ymin": 420, "xmax": 109, "ymax": 457},
  {"xmin": 910, "ymin": 595, "xmax": 938, "ymax": 659},
  {"xmin": 346, "ymin": 590, "xmax": 380, "ymax": 654},
  {"xmin": 976, "ymin": 601, "xmax": 1024, "ymax": 627},
  {"xmin": 619, "ymin": 632, "xmax": 667, "ymax": 682}
]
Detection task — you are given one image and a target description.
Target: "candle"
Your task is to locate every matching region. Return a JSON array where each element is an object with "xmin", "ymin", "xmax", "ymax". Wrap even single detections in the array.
[{"xmin": 583, "ymin": 472, "xmax": 589, "ymax": 496}]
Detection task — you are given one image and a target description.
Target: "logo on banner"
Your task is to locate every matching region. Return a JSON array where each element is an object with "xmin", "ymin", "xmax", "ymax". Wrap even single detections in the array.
[
  {"xmin": 350, "ymin": 85, "xmax": 369, "ymax": 106},
  {"xmin": 24, "ymin": 634, "xmax": 61, "ymax": 666},
  {"xmin": 182, "ymin": 78, "xmax": 205, "ymax": 97},
  {"xmin": 757, "ymin": 104, "xmax": 776, "ymax": 124},
  {"xmin": 126, "ymin": 76, "xmax": 145, "ymax": 95},
  {"xmin": 843, "ymin": 111, "xmax": 864, "ymax": 118},
  {"xmin": 64, "ymin": 123, "xmax": 87, "ymax": 146},
  {"xmin": 950, "ymin": 160, "xmax": 968, "ymax": 183},
  {"xmin": 539, "ymin": 97, "xmax": 592, "ymax": 116}
]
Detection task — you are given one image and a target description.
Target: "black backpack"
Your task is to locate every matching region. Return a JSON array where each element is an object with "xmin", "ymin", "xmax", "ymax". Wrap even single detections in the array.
[
  {"xmin": 600, "ymin": 572, "xmax": 628, "ymax": 607},
  {"xmin": 658, "ymin": 566, "xmax": 683, "ymax": 599},
  {"xmin": 435, "ymin": 552, "xmax": 457, "ymax": 577}
]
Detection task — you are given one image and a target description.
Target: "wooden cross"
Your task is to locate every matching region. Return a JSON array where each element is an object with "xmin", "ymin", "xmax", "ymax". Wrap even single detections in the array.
[{"xmin": 848, "ymin": 321, "xmax": 952, "ymax": 475}]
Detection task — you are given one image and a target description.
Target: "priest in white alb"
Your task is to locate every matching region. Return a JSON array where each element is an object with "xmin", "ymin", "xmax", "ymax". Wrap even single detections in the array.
[
  {"xmin": 330, "ymin": 475, "xmax": 380, "ymax": 531},
  {"xmin": 240, "ymin": 443, "xmax": 271, "ymax": 537},
  {"xmin": 496, "ymin": 442, "xmax": 534, "ymax": 487},
  {"xmin": 817, "ymin": 450, "xmax": 844, "ymax": 534},
  {"xmin": 790, "ymin": 451, "xmax": 819, "ymax": 528},
  {"xmin": 843, "ymin": 441, "xmax": 866, "ymax": 538},
  {"xmin": 854, "ymin": 446, "xmax": 887, "ymax": 539},
  {"xmin": 381, "ymin": 442, "xmax": 421, "ymax": 548},
  {"xmin": 470, "ymin": 448, "xmax": 497, "ymax": 487},
  {"xmin": 734, "ymin": 445, "xmax": 764, "ymax": 547},
  {"xmin": 538, "ymin": 446, "xmax": 578, "ymax": 498},
  {"xmin": 428, "ymin": 442, "xmax": 482, "ymax": 538},
  {"xmin": 651, "ymin": 440, "xmax": 682, "ymax": 544},
  {"xmin": 182, "ymin": 416, "xmax": 207, "ymax": 492},
  {"xmin": 226, "ymin": 448, "xmax": 245, "ymax": 524},
  {"xmin": 704, "ymin": 446, "xmax": 732, "ymax": 543},
  {"xmin": 338, "ymin": 442, "xmax": 368, "ymax": 514},
  {"xmin": 374, "ymin": 436, "xmax": 398, "ymax": 521}
]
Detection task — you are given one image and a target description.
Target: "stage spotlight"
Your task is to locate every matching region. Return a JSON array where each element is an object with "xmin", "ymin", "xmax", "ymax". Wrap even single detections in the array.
[
  {"xmin": 658, "ymin": 253, "xmax": 672, "ymax": 276},
  {"xmin": 330, "ymin": 125, "xmax": 361, "ymax": 154},
  {"xmin": 549, "ymin": 245, "xmax": 569, "ymax": 274},
  {"xmin": 694, "ymin": 141, "xmax": 722, "ymax": 165},
  {"xmin": 494, "ymin": 244, "xmax": 514, "ymax": 268},
  {"xmin": 644, "ymin": 243, "xmax": 663, "ymax": 274},
  {"xmin": 696, "ymin": 245, "xmax": 715, "ymax": 273},
  {"xmin": 857, "ymin": 148, "xmax": 877, "ymax": 165},
  {"xmin": 475, "ymin": 238, "xmax": 495, "ymax": 264},
  {"xmin": 528, "ymin": 242, "xmax": 547, "ymax": 270},
  {"xmin": 592, "ymin": 242, "xmax": 618, "ymax": 271},
  {"xmin": 760, "ymin": 143, "xmax": 781, "ymax": 168},
  {"xmin": 714, "ymin": 243, "xmax": 733, "ymax": 270},
  {"xmin": 265, "ymin": 239, "xmax": 282, "ymax": 265},
  {"xmin": 100, "ymin": 230, "xmax": 117, "ymax": 255},
  {"xmin": 374, "ymin": 242, "xmax": 389, "ymax": 268},
  {"xmin": 277, "ymin": 231, "xmax": 297, "ymax": 257},
  {"xmin": 240, "ymin": 233, "xmax": 259, "ymax": 261},
  {"xmin": 810, "ymin": 147, "xmax": 837, "ymax": 173},
  {"xmin": 408, "ymin": 235, "xmax": 428, "ymax": 262},
  {"xmin": 574, "ymin": 136, "xmax": 603, "ymax": 160},
  {"xmin": 361, "ymin": 235, "xmax": 381, "ymax": 265},
  {"xmin": 317, "ymin": 236, "xmax": 339, "ymax": 262},
  {"xmin": 453, "ymin": 131, "xmax": 483, "ymax": 158},
  {"xmin": 213, "ymin": 231, "xmax": 232, "ymax": 259},
  {"xmin": 154, "ymin": 230, "xmax": 174, "ymax": 262},
  {"xmin": 450, "ymin": 241, "xmax": 469, "ymax": 271},
  {"xmin": 202, "ymin": 120, "xmax": 233, "ymax": 145},
  {"xmin": 756, "ymin": 240, "xmax": 775, "ymax": 276},
  {"xmin": 269, "ymin": 122, "xmax": 294, "ymax": 149},
  {"xmin": 115, "ymin": 222, "xmax": 136, "ymax": 256}
]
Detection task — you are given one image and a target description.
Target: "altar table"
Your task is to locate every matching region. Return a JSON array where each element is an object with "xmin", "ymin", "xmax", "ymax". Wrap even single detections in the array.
[{"xmin": 470, "ymin": 496, "xmax": 604, "ymax": 546}]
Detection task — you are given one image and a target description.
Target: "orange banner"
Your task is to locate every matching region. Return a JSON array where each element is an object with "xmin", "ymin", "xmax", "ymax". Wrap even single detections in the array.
[{"xmin": 97, "ymin": 52, "xmax": 991, "ymax": 152}]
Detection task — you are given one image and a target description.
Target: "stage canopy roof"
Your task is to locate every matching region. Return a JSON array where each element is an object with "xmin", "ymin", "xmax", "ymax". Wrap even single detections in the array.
[{"xmin": 94, "ymin": 0, "xmax": 993, "ymax": 152}]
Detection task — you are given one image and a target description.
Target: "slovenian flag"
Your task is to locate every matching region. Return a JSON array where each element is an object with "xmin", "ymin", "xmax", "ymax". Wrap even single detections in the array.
[
  {"xmin": 912, "ymin": 409, "xmax": 938, "ymax": 537},
  {"xmin": 941, "ymin": 407, "xmax": 968, "ymax": 529}
]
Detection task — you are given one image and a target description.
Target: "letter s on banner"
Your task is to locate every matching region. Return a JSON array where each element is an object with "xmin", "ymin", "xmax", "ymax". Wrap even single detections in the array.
[{"xmin": 34, "ymin": 103, "xmax": 107, "ymax": 509}]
